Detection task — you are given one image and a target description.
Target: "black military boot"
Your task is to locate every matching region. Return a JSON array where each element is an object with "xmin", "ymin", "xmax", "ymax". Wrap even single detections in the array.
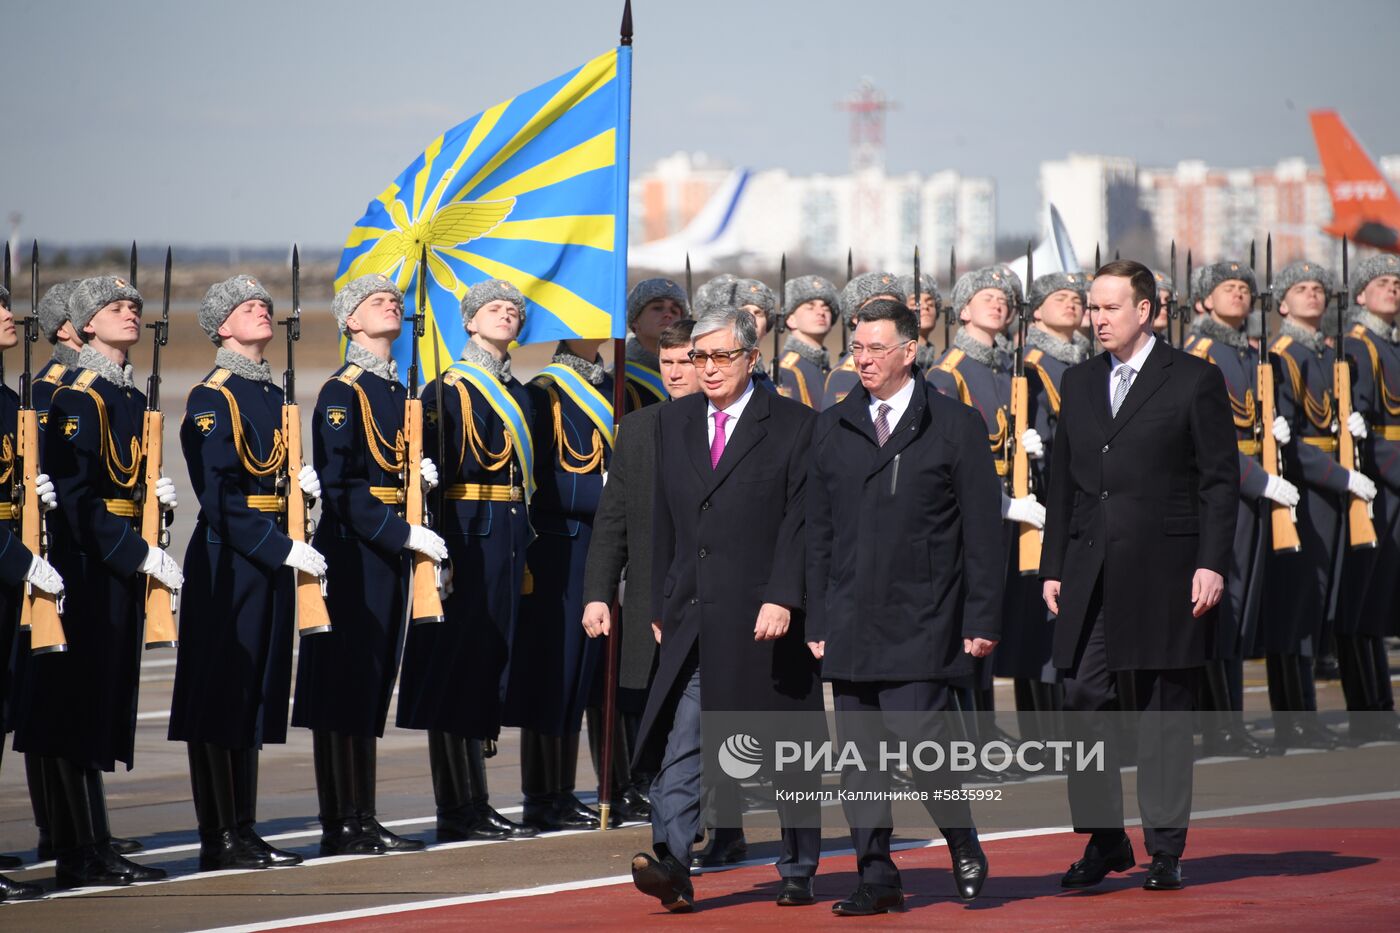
[
  {"xmin": 521, "ymin": 728, "xmax": 564, "ymax": 831},
  {"xmin": 232, "ymin": 748, "xmax": 301, "ymax": 866},
  {"xmin": 1200, "ymin": 660, "xmax": 1271, "ymax": 758},
  {"xmin": 50, "ymin": 758, "xmax": 132, "ymax": 888},
  {"xmin": 190, "ymin": 743, "xmax": 271, "ymax": 871},
  {"xmin": 430, "ymin": 731, "xmax": 503, "ymax": 842},
  {"xmin": 314, "ymin": 730, "xmax": 381, "ymax": 856},
  {"xmin": 0, "ymin": 747, "xmax": 20, "ymax": 869},
  {"xmin": 465, "ymin": 736, "xmax": 536, "ymax": 838},
  {"xmin": 28, "ymin": 753, "xmax": 53, "ymax": 863},
  {"xmin": 350, "ymin": 735, "xmax": 425, "ymax": 851},
  {"xmin": 557, "ymin": 730, "xmax": 602, "ymax": 829},
  {"xmin": 84, "ymin": 768, "xmax": 165, "ymax": 882}
]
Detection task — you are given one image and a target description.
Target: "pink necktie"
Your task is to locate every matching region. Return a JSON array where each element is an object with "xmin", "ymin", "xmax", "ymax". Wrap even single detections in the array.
[{"xmin": 710, "ymin": 411, "xmax": 729, "ymax": 469}]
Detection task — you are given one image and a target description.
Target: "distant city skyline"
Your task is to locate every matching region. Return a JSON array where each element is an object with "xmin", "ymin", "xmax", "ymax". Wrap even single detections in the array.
[{"xmin": 3, "ymin": 0, "xmax": 1397, "ymax": 250}]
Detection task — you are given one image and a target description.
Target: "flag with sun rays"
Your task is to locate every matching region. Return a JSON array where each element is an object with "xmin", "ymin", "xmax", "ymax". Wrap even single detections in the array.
[{"xmin": 335, "ymin": 45, "xmax": 632, "ymax": 379}]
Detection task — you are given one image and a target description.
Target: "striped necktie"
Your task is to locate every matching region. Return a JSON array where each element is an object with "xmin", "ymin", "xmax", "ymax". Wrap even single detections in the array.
[{"xmin": 874, "ymin": 403, "xmax": 893, "ymax": 446}]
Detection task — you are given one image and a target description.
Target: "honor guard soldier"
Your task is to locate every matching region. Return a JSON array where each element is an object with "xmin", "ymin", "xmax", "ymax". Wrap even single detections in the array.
[
  {"xmin": 1338, "ymin": 254, "xmax": 1400, "ymax": 741},
  {"xmin": 777, "ymin": 275, "xmax": 838, "ymax": 409},
  {"xmin": 695, "ymin": 276, "xmax": 779, "ymax": 393},
  {"xmin": 822, "ymin": 272, "xmax": 906, "ymax": 409},
  {"xmin": 291, "ymin": 273, "xmax": 445, "ymax": 855},
  {"xmin": 18, "ymin": 276, "xmax": 179, "ymax": 888},
  {"xmin": 169, "ymin": 276, "xmax": 325, "ymax": 871},
  {"xmin": 901, "ymin": 271, "xmax": 942, "ymax": 371},
  {"xmin": 1263, "ymin": 261, "xmax": 1359, "ymax": 748},
  {"xmin": 504, "ymin": 294, "xmax": 626, "ymax": 832},
  {"xmin": 397, "ymin": 280, "xmax": 538, "ymax": 842},
  {"xmin": 1152, "ymin": 270, "xmax": 1174, "ymax": 338},
  {"xmin": 1184, "ymin": 261, "xmax": 1295, "ymax": 756},
  {"xmin": 622, "ymin": 279, "xmax": 686, "ymax": 410},
  {"xmin": 0, "ymin": 284, "xmax": 62, "ymax": 901},
  {"xmin": 1002, "ymin": 272, "xmax": 1092, "ymax": 718}
]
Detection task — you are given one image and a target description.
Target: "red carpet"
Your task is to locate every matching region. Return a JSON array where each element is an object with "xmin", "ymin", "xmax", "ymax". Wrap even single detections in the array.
[{"xmin": 290, "ymin": 801, "xmax": 1400, "ymax": 931}]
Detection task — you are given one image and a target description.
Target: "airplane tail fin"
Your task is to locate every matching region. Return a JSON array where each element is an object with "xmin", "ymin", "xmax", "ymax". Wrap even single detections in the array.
[{"xmin": 1310, "ymin": 110, "xmax": 1400, "ymax": 233}]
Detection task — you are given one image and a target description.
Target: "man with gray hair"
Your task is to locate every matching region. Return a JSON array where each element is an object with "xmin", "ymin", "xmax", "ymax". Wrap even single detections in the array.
[{"xmin": 630, "ymin": 306, "xmax": 822, "ymax": 912}]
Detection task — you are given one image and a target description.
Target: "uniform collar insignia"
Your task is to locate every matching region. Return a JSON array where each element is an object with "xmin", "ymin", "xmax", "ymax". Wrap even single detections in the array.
[
  {"xmin": 77, "ymin": 345, "xmax": 135, "ymax": 388},
  {"xmin": 1278, "ymin": 320, "xmax": 1327, "ymax": 354},
  {"xmin": 1191, "ymin": 314, "xmax": 1249, "ymax": 350}
]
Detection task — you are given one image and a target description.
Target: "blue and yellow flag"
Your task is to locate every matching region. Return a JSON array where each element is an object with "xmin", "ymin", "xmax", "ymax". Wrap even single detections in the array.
[{"xmin": 336, "ymin": 46, "xmax": 632, "ymax": 379}]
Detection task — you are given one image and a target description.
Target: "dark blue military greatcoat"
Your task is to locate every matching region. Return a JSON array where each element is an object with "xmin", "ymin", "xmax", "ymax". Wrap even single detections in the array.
[
  {"xmin": 0, "ymin": 384, "xmax": 36, "ymax": 732},
  {"xmin": 397, "ymin": 362, "xmax": 533, "ymax": 740},
  {"xmin": 17, "ymin": 368, "xmax": 149, "ymax": 771},
  {"xmin": 168, "ymin": 365, "xmax": 296, "ymax": 749},
  {"xmin": 292, "ymin": 362, "xmax": 411, "ymax": 737}
]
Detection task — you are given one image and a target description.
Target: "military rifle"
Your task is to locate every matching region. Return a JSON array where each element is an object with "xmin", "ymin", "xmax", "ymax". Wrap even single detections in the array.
[
  {"xmin": 141, "ymin": 248, "xmax": 178, "ymax": 649},
  {"xmin": 1010, "ymin": 240, "xmax": 1039, "ymax": 573},
  {"xmin": 1335, "ymin": 237, "xmax": 1377, "ymax": 548},
  {"xmin": 1257, "ymin": 235, "xmax": 1301, "ymax": 552},
  {"xmin": 405, "ymin": 246, "xmax": 446, "ymax": 625}
]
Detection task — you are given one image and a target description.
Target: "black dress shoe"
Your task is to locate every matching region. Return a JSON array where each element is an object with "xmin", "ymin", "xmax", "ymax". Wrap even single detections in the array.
[
  {"xmin": 1275, "ymin": 719, "xmax": 1341, "ymax": 751},
  {"xmin": 476, "ymin": 804, "xmax": 538, "ymax": 838},
  {"xmin": 1060, "ymin": 835, "xmax": 1135, "ymax": 888},
  {"xmin": 1142, "ymin": 854, "xmax": 1182, "ymax": 890},
  {"xmin": 692, "ymin": 834, "xmax": 749, "ymax": 869},
  {"xmin": 631, "ymin": 852, "xmax": 694, "ymax": 913},
  {"xmin": 55, "ymin": 846, "xmax": 133, "ymax": 889},
  {"xmin": 832, "ymin": 882, "xmax": 904, "ymax": 916},
  {"xmin": 110, "ymin": 835, "xmax": 144, "ymax": 855},
  {"xmin": 359, "ymin": 816, "xmax": 426, "ymax": 851},
  {"xmin": 553, "ymin": 795, "xmax": 601, "ymax": 830},
  {"xmin": 237, "ymin": 826, "xmax": 303, "ymax": 866},
  {"xmin": 0, "ymin": 872, "xmax": 44, "ymax": 902},
  {"xmin": 437, "ymin": 808, "xmax": 511, "ymax": 842},
  {"xmin": 102, "ymin": 846, "xmax": 167, "ymax": 883},
  {"xmin": 776, "ymin": 877, "xmax": 815, "ymax": 906},
  {"xmin": 198, "ymin": 829, "xmax": 273, "ymax": 872},
  {"xmin": 613, "ymin": 786, "xmax": 652, "ymax": 822},
  {"xmin": 950, "ymin": 840, "xmax": 988, "ymax": 900},
  {"xmin": 318, "ymin": 819, "xmax": 385, "ymax": 856},
  {"xmin": 1202, "ymin": 725, "xmax": 1273, "ymax": 758}
]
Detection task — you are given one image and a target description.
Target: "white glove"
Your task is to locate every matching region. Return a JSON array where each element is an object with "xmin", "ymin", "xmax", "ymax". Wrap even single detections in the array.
[
  {"xmin": 1272, "ymin": 415, "xmax": 1292, "ymax": 446},
  {"xmin": 1348, "ymin": 411, "xmax": 1368, "ymax": 439},
  {"xmin": 140, "ymin": 546, "xmax": 184, "ymax": 590},
  {"xmin": 420, "ymin": 456, "xmax": 440, "ymax": 491},
  {"xmin": 35, "ymin": 473, "xmax": 57, "ymax": 512},
  {"xmin": 1348, "ymin": 471, "xmax": 1378, "ymax": 502},
  {"xmin": 24, "ymin": 554, "xmax": 64, "ymax": 596},
  {"xmin": 155, "ymin": 476, "xmax": 178, "ymax": 511},
  {"xmin": 1263, "ymin": 475, "xmax": 1301, "ymax": 508},
  {"xmin": 298, "ymin": 464, "xmax": 321, "ymax": 499},
  {"xmin": 1001, "ymin": 493, "xmax": 1046, "ymax": 529},
  {"xmin": 284, "ymin": 540, "xmax": 328, "ymax": 576},
  {"xmin": 405, "ymin": 525, "xmax": 449, "ymax": 563},
  {"xmin": 1021, "ymin": 428, "xmax": 1045, "ymax": 461}
]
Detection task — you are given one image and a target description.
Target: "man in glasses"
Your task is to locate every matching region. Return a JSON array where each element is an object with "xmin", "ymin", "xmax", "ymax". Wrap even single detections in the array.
[
  {"xmin": 822, "ymin": 272, "xmax": 907, "ymax": 409},
  {"xmin": 630, "ymin": 307, "xmax": 822, "ymax": 912},
  {"xmin": 807, "ymin": 298, "xmax": 1002, "ymax": 914}
]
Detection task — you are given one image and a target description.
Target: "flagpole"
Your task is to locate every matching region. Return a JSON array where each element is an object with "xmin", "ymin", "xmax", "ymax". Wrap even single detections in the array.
[{"xmin": 598, "ymin": 0, "xmax": 633, "ymax": 833}]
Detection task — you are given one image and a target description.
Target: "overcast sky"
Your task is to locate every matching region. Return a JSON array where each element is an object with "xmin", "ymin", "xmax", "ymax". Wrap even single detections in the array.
[{"xmin": 4, "ymin": 0, "xmax": 1397, "ymax": 248}]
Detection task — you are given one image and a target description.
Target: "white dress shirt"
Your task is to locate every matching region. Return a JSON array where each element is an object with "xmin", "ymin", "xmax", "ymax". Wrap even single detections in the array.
[
  {"xmin": 1109, "ymin": 335, "xmax": 1156, "ymax": 408},
  {"xmin": 868, "ymin": 374, "xmax": 917, "ymax": 433},
  {"xmin": 706, "ymin": 378, "xmax": 756, "ymax": 446}
]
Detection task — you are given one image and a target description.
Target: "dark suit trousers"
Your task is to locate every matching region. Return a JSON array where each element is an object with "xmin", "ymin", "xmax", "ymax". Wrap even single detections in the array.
[
  {"xmin": 832, "ymin": 679, "xmax": 975, "ymax": 888},
  {"xmin": 1063, "ymin": 576, "xmax": 1197, "ymax": 858},
  {"xmin": 649, "ymin": 658, "xmax": 820, "ymax": 878}
]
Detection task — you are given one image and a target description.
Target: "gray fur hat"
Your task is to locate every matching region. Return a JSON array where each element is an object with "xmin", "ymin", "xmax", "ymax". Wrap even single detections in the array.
[
  {"xmin": 200, "ymin": 274, "xmax": 274, "ymax": 344},
  {"xmin": 38, "ymin": 280, "xmax": 80, "ymax": 342},
  {"xmin": 1273, "ymin": 260, "xmax": 1335, "ymax": 305},
  {"xmin": 69, "ymin": 275, "xmax": 143, "ymax": 337},
  {"xmin": 897, "ymin": 273, "xmax": 942, "ymax": 309},
  {"xmin": 992, "ymin": 264, "xmax": 1024, "ymax": 302},
  {"xmin": 1028, "ymin": 271, "xmax": 1088, "ymax": 312},
  {"xmin": 460, "ymin": 278, "xmax": 527, "ymax": 328},
  {"xmin": 332, "ymin": 273, "xmax": 401, "ymax": 334},
  {"xmin": 691, "ymin": 274, "xmax": 737, "ymax": 317},
  {"xmin": 1352, "ymin": 253, "xmax": 1400, "ymax": 300},
  {"xmin": 1199, "ymin": 260, "xmax": 1258, "ymax": 298},
  {"xmin": 1151, "ymin": 269, "xmax": 1175, "ymax": 296},
  {"xmin": 840, "ymin": 271, "xmax": 906, "ymax": 326},
  {"xmin": 0, "ymin": 284, "xmax": 7, "ymax": 308},
  {"xmin": 1189, "ymin": 264, "xmax": 1212, "ymax": 306},
  {"xmin": 952, "ymin": 266, "xmax": 1018, "ymax": 316},
  {"xmin": 783, "ymin": 274, "xmax": 841, "ymax": 321},
  {"xmin": 733, "ymin": 278, "xmax": 776, "ymax": 319},
  {"xmin": 626, "ymin": 277, "xmax": 688, "ymax": 327},
  {"xmin": 694, "ymin": 276, "xmax": 776, "ymax": 322}
]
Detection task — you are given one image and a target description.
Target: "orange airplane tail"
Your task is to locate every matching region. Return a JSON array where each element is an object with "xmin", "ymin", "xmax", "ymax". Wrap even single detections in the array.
[{"xmin": 1311, "ymin": 110, "xmax": 1400, "ymax": 242}]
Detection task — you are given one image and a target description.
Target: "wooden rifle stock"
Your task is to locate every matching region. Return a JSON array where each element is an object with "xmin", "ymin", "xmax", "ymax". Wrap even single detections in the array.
[
  {"xmin": 141, "ymin": 410, "xmax": 178, "ymax": 648},
  {"xmin": 404, "ymin": 397, "xmax": 444, "ymax": 625},
  {"xmin": 1335, "ymin": 359, "xmax": 1378, "ymax": 548},
  {"xmin": 19, "ymin": 407, "xmax": 66, "ymax": 653},
  {"xmin": 284, "ymin": 403, "xmax": 331, "ymax": 635},
  {"xmin": 1010, "ymin": 373, "xmax": 1040, "ymax": 574},
  {"xmin": 1258, "ymin": 362, "xmax": 1301, "ymax": 552}
]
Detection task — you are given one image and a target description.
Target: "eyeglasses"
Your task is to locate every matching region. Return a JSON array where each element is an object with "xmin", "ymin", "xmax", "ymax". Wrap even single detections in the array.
[
  {"xmin": 849, "ymin": 340, "xmax": 913, "ymax": 360},
  {"xmin": 687, "ymin": 347, "xmax": 752, "ymax": 367}
]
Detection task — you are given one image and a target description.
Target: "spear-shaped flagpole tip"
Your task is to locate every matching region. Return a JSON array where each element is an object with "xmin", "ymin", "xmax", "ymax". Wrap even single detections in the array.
[{"xmin": 620, "ymin": 0, "xmax": 632, "ymax": 45}]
